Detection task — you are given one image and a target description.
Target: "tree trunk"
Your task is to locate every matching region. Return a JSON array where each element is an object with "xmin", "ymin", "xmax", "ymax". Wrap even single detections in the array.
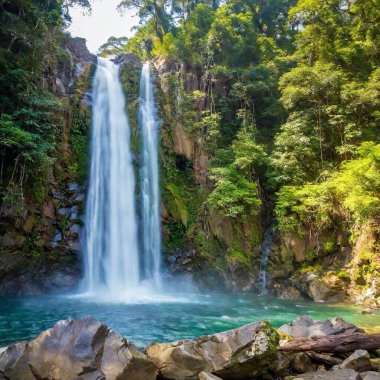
[{"xmin": 279, "ymin": 333, "xmax": 380, "ymax": 354}]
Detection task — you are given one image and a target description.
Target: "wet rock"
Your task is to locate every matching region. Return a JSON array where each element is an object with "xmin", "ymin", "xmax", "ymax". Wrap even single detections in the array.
[
  {"xmin": 340, "ymin": 350, "xmax": 372, "ymax": 372},
  {"xmin": 0, "ymin": 317, "xmax": 157, "ymax": 380},
  {"xmin": 69, "ymin": 205, "xmax": 79, "ymax": 220},
  {"xmin": 67, "ymin": 240, "xmax": 81, "ymax": 252},
  {"xmin": 51, "ymin": 230, "xmax": 62, "ymax": 248},
  {"xmin": 146, "ymin": 321, "xmax": 278, "ymax": 380},
  {"xmin": 67, "ymin": 182, "xmax": 81, "ymax": 193},
  {"xmin": 69, "ymin": 223, "xmax": 81, "ymax": 238},
  {"xmin": 293, "ymin": 369, "xmax": 361, "ymax": 379},
  {"xmin": 361, "ymin": 372, "xmax": 380, "ymax": 380},
  {"xmin": 279, "ymin": 316, "xmax": 364, "ymax": 338},
  {"xmin": 57, "ymin": 207, "xmax": 70, "ymax": 216},
  {"xmin": 362, "ymin": 309, "xmax": 374, "ymax": 315},
  {"xmin": 74, "ymin": 193, "xmax": 84, "ymax": 203}
]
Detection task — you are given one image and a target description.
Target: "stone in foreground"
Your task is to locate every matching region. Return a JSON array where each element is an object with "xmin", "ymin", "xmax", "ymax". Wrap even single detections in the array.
[
  {"xmin": 0, "ymin": 317, "xmax": 157, "ymax": 380},
  {"xmin": 340, "ymin": 350, "xmax": 372, "ymax": 372},
  {"xmin": 146, "ymin": 321, "xmax": 278, "ymax": 380},
  {"xmin": 361, "ymin": 372, "xmax": 380, "ymax": 380},
  {"xmin": 293, "ymin": 369, "xmax": 361, "ymax": 379},
  {"xmin": 279, "ymin": 316, "xmax": 364, "ymax": 338}
]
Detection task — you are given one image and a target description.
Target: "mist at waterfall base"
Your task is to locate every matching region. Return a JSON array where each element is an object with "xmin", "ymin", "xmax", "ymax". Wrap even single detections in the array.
[{"xmin": 81, "ymin": 58, "xmax": 192, "ymax": 301}]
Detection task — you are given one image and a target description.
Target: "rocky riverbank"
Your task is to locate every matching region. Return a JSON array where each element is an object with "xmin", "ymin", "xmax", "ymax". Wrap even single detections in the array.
[{"xmin": 1, "ymin": 316, "xmax": 379, "ymax": 380}]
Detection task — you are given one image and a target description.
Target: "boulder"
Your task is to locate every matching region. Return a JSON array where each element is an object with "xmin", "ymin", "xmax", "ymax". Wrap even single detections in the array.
[
  {"xmin": 293, "ymin": 369, "xmax": 361, "ymax": 379},
  {"xmin": 0, "ymin": 317, "xmax": 157, "ymax": 380},
  {"xmin": 146, "ymin": 321, "xmax": 279, "ymax": 380},
  {"xmin": 279, "ymin": 316, "xmax": 364, "ymax": 338},
  {"xmin": 340, "ymin": 350, "xmax": 372, "ymax": 372},
  {"xmin": 361, "ymin": 372, "xmax": 380, "ymax": 380},
  {"xmin": 307, "ymin": 277, "xmax": 347, "ymax": 303}
]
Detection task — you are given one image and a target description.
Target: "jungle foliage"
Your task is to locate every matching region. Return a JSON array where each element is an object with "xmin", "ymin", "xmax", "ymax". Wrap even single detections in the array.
[{"xmin": 117, "ymin": 0, "xmax": 380, "ymax": 255}]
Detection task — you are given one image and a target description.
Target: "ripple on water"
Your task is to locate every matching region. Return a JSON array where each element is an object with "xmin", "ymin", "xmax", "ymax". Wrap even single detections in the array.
[{"xmin": 0, "ymin": 293, "xmax": 379, "ymax": 347}]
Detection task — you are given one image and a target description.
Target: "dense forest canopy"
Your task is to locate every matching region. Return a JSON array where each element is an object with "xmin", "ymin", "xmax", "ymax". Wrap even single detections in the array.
[{"xmin": 114, "ymin": 0, "xmax": 380, "ymax": 281}]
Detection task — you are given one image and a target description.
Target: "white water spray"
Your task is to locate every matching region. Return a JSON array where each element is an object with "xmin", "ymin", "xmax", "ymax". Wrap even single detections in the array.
[
  {"xmin": 83, "ymin": 58, "xmax": 140, "ymax": 295},
  {"xmin": 139, "ymin": 63, "xmax": 162, "ymax": 287}
]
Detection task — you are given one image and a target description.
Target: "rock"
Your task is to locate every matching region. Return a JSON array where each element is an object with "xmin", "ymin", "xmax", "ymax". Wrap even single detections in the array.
[
  {"xmin": 290, "ymin": 352, "xmax": 318, "ymax": 373},
  {"xmin": 198, "ymin": 372, "xmax": 222, "ymax": 380},
  {"xmin": 307, "ymin": 352, "xmax": 343, "ymax": 367},
  {"xmin": 307, "ymin": 277, "xmax": 346, "ymax": 303},
  {"xmin": 361, "ymin": 372, "xmax": 380, "ymax": 380},
  {"xmin": 278, "ymin": 285, "xmax": 302, "ymax": 300},
  {"xmin": 279, "ymin": 316, "xmax": 364, "ymax": 338},
  {"xmin": 69, "ymin": 223, "xmax": 81, "ymax": 237},
  {"xmin": 362, "ymin": 309, "xmax": 374, "ymax": 315},
  {"xmin": 69, "ymin": 205, "xmax": 79, "ymax": 220},
  {"xmin": 0, "ymin": 317, "xmax": 157, "ymax": 380},
  {"xmin": 1, "ymin": 233, "xmax": 24, "ymax": 248},
  {"xmin": 293, "ymin": 369, "xmax": 361, "ymax": 379},
  {"xmin": 146, "ymin": 321, "xmax": 278, "ymax": 380},
  {"xmin": 67, "ymin": 182, "xmax": 81, "ymax": 193},
  {"xmin": 42, "ymin": 201, "xmax": 55, "ymax": 219},
  {"xmin": 114, "ymin": 53, "xmax": 142, "ymax": 69},
  {"xmin": 22, "ymin": 214, "xmax": 35, "ymax": 233},
  {"xmin": 57, "ymin": 207, "xmax": 70, "ymax": 216},
  {"xmin": 74, "ymin": 193, "xmax": 84, "ymax": 203},
  {"xmin": 340, "ymin": 350, "xmax": 372, "ymax": 372},
  {"xmin": 371, "ymin": 358, "xmax": 380, "ymax": 370}
]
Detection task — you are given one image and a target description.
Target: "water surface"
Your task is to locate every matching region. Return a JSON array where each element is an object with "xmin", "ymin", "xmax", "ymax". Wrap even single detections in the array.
[{"xmin": 0, "ymin": 293, "xmax": 378, "ymax": 348}]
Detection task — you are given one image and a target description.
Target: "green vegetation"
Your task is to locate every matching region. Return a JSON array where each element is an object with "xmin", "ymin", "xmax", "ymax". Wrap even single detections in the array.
[
  {"xmin": 113, "ymin": 0, "xmax": 380, "ymax": 288},
  {"xmin": 0, "ymin": 0, "xmax": 92, "ymax": 204}
]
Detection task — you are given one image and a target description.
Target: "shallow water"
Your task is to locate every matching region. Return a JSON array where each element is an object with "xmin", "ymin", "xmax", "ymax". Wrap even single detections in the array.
[{"xmin": 0, "ymin": 293, "xmax": 379, "ymax": 348}]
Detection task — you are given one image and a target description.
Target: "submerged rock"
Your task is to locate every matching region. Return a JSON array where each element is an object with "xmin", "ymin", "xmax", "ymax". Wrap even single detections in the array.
[
  {"xmin": 0, "ymin": 317, "xmax": 157, "ymax": 380},
  {"xmin": 279, "ymin": 316, "xmax": 364, "ymax": 338},
  {"xmin": 146, "ymin": 321, "xmax": 279, "ymax": 380}
]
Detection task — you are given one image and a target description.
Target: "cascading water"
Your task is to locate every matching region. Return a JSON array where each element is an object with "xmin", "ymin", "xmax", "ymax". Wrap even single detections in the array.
[
  {"xmin": 83, "ymin": 57, "xmax": 140, "ymax": 295},
  {"xmin": 258, "ymin": 228, "xmax": 274, "ymax": 296},
  {"xmin": 139, "ymin": 63, "xmax": 162, "ymax": 287}
]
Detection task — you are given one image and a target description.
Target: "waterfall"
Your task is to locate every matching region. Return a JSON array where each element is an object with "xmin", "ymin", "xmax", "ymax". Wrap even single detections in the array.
[
  {"xmin": 139, "ymin": 63, "xmax": 162, "ymax": 287},
  {"xmin": 83, "ymin": 57, "xmax": 140, "ymax": 295},
  {"xmin": 258, "ymin": 229, "xmax": 274, "ymax": 296}
]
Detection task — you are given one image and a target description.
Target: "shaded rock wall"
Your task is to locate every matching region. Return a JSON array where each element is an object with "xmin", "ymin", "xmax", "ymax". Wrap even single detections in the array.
[{"xmin": 0, "ymin": 37, "xmax": 95, "ymax": 295}]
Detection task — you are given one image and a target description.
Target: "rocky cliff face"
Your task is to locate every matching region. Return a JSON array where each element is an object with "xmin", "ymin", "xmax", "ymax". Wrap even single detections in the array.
[
  {"xmin": 1, "ymin": 48, "xmax": 378, "ymax": 308},
  {"xmin": 0, "ymin": 37, "xmax": 95, "ymax": 295}
]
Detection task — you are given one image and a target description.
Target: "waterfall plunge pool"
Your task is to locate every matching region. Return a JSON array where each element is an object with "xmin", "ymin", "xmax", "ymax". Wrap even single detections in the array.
[{"xmin": 0, "ymin": 293, "xmax": 379, "ymax": 348}]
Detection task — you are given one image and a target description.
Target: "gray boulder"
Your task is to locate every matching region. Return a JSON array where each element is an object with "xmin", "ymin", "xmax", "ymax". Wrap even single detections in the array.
[
  {"xmin": 294, "ymin": 369, "xmax": 361, "ymax": 379},
  {"xmin": 361, "ymin": 372, "xmax": 380, "ymax": 380},
  {"xmin": 0, "ymin": 317, "xmax": 157, "ymax": 380},
  {"xmin": 146, "ymin": 321, "xmax": 279, "ymax": 380},
  {"xmin": 340, "ymin": 350, "xmax": 372, "ymax": 373},
  {"xmin": 279, "ymin": 316, "xmax": 364, "ymax": 338}
]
